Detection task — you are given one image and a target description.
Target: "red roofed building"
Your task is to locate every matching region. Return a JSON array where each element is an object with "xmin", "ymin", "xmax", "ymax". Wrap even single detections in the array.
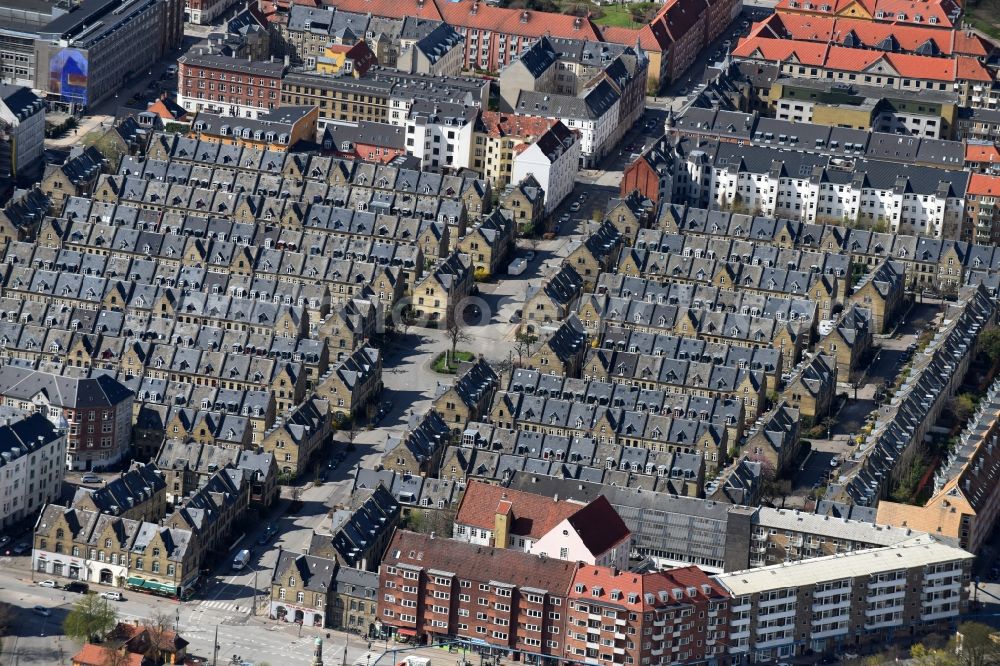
[
  {"xmin": 749, "ymin": 12, "xmax": 990, "ymax": 57},
  {"xmin": 453, "ymin": 479, "xmax": 632, "ymax": 568},
  {"xmin": 774, "ymin": 0, "xmax": 960, "ymax": 29},
  {"xmin": 565, "ymin": 565, "xmax": 730, "ymax": 665},
  {"xmin": 966, "ymin": 143, "xmax": 1000, "ymax": 173},
  {"xmin": 72, "ymin": 645, "xmax": 144, "ymax": 666},
  {"xmin": 965, "ymin": 173, "xmax": 1000, "ymax": 244},
  {"xmin": 378, "ymin": 529, "xmax": 579, "ymax": 655},
  {"xmin": 732, "ymin": 35, "xmax": 995, "ymax": 107}
]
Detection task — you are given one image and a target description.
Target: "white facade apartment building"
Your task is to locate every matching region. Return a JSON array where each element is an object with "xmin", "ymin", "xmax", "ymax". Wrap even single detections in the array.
[
  {"xmin": 510, "ymin": 120, "xmax": 580, "ymax": 214},
  {"xmin": 0, "ymin": 410, "xmax": 65, "ymax": 528},
  {"xmin": 403, "ymin": 100, "xmax": 478, "ymax": 172},
  {"xmin": 708, "ymin": 144, "xmax": 968, "ymax": 238},
  {"xmin": 714, "ymin": 535, "xmax": 972, "ymax": 664},
  {"xmin": 514, "ymin": 79, "xmax": 621, "ymax": 168}
]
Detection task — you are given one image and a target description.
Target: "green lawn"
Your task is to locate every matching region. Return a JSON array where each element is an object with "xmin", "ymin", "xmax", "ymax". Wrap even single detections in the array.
[
  {"xmin": 966, "ymin": 10, "xmax": 1000, "ymax": 41},
  {"xmin": 432, "ymin": 350, "xmax": 476, "ymax": 374},
  {"xmin": 592, "ymin": 3, "xmax": 642, "ymax": 27}
]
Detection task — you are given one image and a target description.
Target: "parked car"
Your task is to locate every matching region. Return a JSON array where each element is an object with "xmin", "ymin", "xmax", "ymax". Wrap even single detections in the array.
[
  {"xmin": 509, "ymin": 309, "xmax": 522, "ymax": 324},
  {"xmin": 525, "ymin": 250, "xmax": 536, "ymax": 261},
  {"xmin": 32, "ymin": 606, "xmax": 51, "ymax": 617},
  {"xmin": 0, "ymin": 535, "xmax": 10, "ymax": 548},
  {"xmin": 80, "ymin": 473, "xmax": 101, "ymax": 484},
  {"xmin": 569, "ymin": 202, "xmax": 581, "ymax": 212},
  {"xmin": 65, "ymin": 581, "xmax": 89, "ymax": 594},
  {"xmin": 38, "ymin": 580, "xmax": 58, "ymax": 588},
  {"xmin": 12, "ymin": 542, "xmax": 28, "ymax": 555},
  {"xmin": 100, "ymin": 591, "xmax": 123, "ymax": 601}
]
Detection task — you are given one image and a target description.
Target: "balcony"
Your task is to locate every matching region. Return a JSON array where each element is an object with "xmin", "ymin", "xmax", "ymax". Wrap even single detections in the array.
[
  {"xmin": 865, "ymin": 604, "xmax": 904, "ymax": 618},
  {"xmin": 652, "ymin": 632, "xmax": 665, "ymax": 641},
  {"xmin": 814, "ymin": 586, "xmax": 851, "ymax": 599},
  {"xmin": 732, "ymin": 602, "xmax": 751, "ymax": 613},
  {"xmin": 925, "ymin": 580, "xmax": 961, "ymax": 594},
  {"xmin": 811, "ymin": 625, "xmax": 849, "ymax": 640},
  {"xmin": 614, "ymin": 632, "xmax": 626, "ymax": 641},
  {"xmin": 759, "ymin": 596, "xmax": 795, "ymax": 609},
  {"xmin": 756, "ymin": 635, "xmax": 794, "ymax": 650},
  {"xmin": 613, "ymin": 647, "xmax": 625, "ymax": 656},
  {"xmin": 865, "ymin": 617, "xmax": 903, "ymax": 630},
  {"xmin": 925, "ymin": 568, "xmax": 962, "ymax": 582},
  {"xmin": 812, "ymin": 599, "xmax": 850, "ymax": 612},
  {"xmin": 758, "ymin": 607, "xmax": 796, "ymax": 622},
  {"xmin": 921, "ymin": 609, "xmax": 959, "ymax": 622}
]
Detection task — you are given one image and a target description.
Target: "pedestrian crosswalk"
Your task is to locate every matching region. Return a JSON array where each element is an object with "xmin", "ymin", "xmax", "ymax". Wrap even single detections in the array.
[{"xmin": 197, "ymin": 599, "xmax": 245, "ymax": 613}]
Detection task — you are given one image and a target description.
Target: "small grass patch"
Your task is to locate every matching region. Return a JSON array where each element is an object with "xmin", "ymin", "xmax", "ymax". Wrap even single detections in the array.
[
  {"xmin": 966, "ymin": 9, "xmax": 1000, "ymax": 41},
  {"xmin": 432, "ymin": 350, "xmax": 475, "ymax": 374}
]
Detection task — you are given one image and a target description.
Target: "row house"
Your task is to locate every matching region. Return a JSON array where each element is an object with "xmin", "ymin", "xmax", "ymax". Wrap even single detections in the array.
[
  {"xmin": 657, "ymin": 204, "xmax": 1000, "ymax": 292},
  {"xmin": 432, "ymin": 358, "xmax": 499, "ymax": 437},
  {"xmin": 441, "ymin": 423, "xmax": 706, "ymax": 496},
  {"xmin": 523, "ymin": 315, "xmax": 588, "ymax": 377},
  {"xmin": 523, "ymin": 264, "xmax": 584, "ymax": 332},
  {"xmin": 847, "ymin": 259, "xmax": 905, "ymax": 333},
  {"xmin": 177, "ymin": 52, "xmax": 287, "ymax": 118},
  {"xmin": 155, "ymin": 388, "xmax": 275, "ymax": 447},
  {"xmin": 0, "ymin": 188, "xmax": 51, "ymax": 250},
  {"xmin": 564, "ymin": 220, "xmax": 624, "ymax": 292},
  {"xmin": 743, "ymin": 402, "xmax": 803, "ymax": 477},
  {"xmin": 163, "ymin": 466, "xmax": 250, "ymax": 558},
  {"xmin": 270, "ymin": 549, "xmax": 337, "ymax": 628},
  {"xmin": 814, "ymin": 304, "xmax": 874, "ymax": 382},
  {"xmin": 593, "ymin": 299, "xmax": 808, "ymax": 364},
  {"xmin": 309, "ymin": 483, "xmax": 400, "ymax": 571},
  {"xmin": 71, "ymin": 462, "xmax": 167, "ymax": 523},
  {"xmin": 877, "ymin": 374, "xmax": 1000, "ymax": 553},
  {"xmin": 41, "ymin": 147, "xmax": 108, "ymax": 211},
  {"xmin": 506, "ymin": 368, "xmax": 746, "ymax": 449},
  {"xmin": 262, "ymin": 396, "xmax": 332, "ymax": 476},
  {"xmin": 33, "ymin": 505, "xmax": 199, "ymax": 597},
  {"xmin": 600, "ymin": 325, "xmax": 785, "ymax": 387},
  {"xmin": 839, "ymin": 284, "xmax": 997, "ymax": 506},
  {"xmin": 380, "ymin": 409, "xmax": 452, "ymax": 477},
  {"xmin": 586, "ymin": 274, "xmax": 824, "ymax": 339},
  {"xmin": 781, "ymin": 353, "xmax": 838, "ymax": 421},
  {"xmin": 489, "ymin": 389, "xmax": 730, "ymax": 474},
  {"xmin": 582, "ymin": 346, "xmax": 766, "ymax": 422},
  {"xmin": 411, "ymin": 252, "xmax": 474, "ymax": 326},
  {"xmin": 155, "ymin": 438, "xmax": 278, "ymax": 509},
  {"xmin": 315, "ymin": 346, "xmax": 383, "ymax": 420},
  {"xmin": 454, "ymin": 209, "xmax": 516, "ymax": 279}
]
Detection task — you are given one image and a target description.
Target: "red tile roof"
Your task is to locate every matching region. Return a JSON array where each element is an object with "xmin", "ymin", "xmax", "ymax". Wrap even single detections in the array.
[
  {"xmin": 966, "ymin": 143, "xmax": 1000, "ymax": 164},
  {"xmin": 569, "ymin": 565, "xmax": 728, "ymax": 611},
  {"xmin": 968, "ymin": 173, "xmax": 1000, "ymax": 196},
  {"xmin": 733, "ymin": 34, "xmax": 992, "ymax": 81},
  {"xmin": 456, "ymin": 479, "xmax": 581, "ymax": 539},
  {"xmin": 751, "ymin": 12, "xmax": 987, "ymax": 56},
  {"xmin": 774, "ymin": 0, "xmax": 958, "ymax": 27},
  {"xmin": 72, "ymin": 645, "xmax": 143, "ymax": 666},
  {"xmin": 437, "ymin": 1, "xmax": 602, "ymax": 41},
  {"xmin": 480, "ymin": 111, "xmax": 555, "ymax": 139},
  {"xmin": 383, "ymin": 529, "xmax": 580, "ymax": 592}
]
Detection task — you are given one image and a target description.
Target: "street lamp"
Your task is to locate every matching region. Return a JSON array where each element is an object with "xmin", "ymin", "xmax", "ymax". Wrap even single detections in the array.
[{"xmin": 175, "ymin": 608, "xmax": 179, "ymax": 632}]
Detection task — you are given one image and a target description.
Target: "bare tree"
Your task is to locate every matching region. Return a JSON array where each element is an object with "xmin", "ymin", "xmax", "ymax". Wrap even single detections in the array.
[
  {"xmin": 445, "ymin": 310, "xmax": 471, "ymax": 368},
  {"xmin": 513, "ymin": 331, "xmax": 538, "ymax": 366},
  {"xmin": 142, "ymin": 611, "xmax": 174, "ymax": 662}
]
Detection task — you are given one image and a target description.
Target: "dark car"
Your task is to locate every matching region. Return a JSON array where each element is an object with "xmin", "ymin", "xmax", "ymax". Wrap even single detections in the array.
[{"xmin": 65, "ymin": 581, "xmax": 90, "ymax": 594}]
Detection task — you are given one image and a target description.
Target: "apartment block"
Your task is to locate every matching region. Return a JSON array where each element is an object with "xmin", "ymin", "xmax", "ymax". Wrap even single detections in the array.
[
  {"xmin": 715, "ymin": 535, "xmax": 973, "ymax": 662},
  {"xmin": 0, "ymin": 409, "xmax": 65, "ymax": 528}
]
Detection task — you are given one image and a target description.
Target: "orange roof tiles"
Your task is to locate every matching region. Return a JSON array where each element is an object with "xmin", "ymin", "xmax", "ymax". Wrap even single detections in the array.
[
  {"xmin": 569, "ymin": 565, "xmax": 727, "ymax": 611},
  {"xmin": 753, "ymin": 12, "xmax": 987, "ymax": 55},
  {"xmin": 480, "ymin": 111, "xmax": 555, "ymax": 139},
  {"xmin": 966, "ymin": 143, "xmax": 1000, "ymax": 164},
  {"xmin": 968, "ymin": 173, "xmax": 1000, "ymax": 196},
  {"xmin": 734, "ymin": 34, "xmax": 992, "ymax": 81},
  {"xmin": 72, "ymin": 645, "xmax": 143, "ymax": 666},
  {"xmin": 438, "ymin": 2, "xmax": 602, "ymax": 40},
  {"xmin": 456, "ymin": 479, "xmax": 581, "ymax": 539},
  {"xmin": 774, "ymin": 0, "xmax": 958, "ymax": 27}
]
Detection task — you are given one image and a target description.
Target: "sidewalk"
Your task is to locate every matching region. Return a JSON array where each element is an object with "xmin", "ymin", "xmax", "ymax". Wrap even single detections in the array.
[{"xmin": 45, "ymin": 114, "xmax": 114, "ymax": 148}]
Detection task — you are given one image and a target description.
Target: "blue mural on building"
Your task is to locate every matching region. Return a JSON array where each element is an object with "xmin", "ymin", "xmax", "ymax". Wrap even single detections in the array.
[{"xmin": 48, "ymin": 48, "xmax": 89, "ymax": 106}]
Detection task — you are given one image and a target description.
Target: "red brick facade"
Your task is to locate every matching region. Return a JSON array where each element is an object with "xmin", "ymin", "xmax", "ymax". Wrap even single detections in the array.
[
  {"xmin": 621, "ymin": 157, "xmax": 662, "ymax": 203},
  {"xmin": 377, "ymin": 531, "xmax": 731, "ymax": 665}
]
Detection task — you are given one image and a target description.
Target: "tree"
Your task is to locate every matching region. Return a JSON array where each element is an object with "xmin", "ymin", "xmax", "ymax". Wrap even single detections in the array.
[
  {"xmin": 645, "ymin": 76, "xmax": 661, "ymax": 97},
  {"xmin": 141, "ymin": 612, "xmax": 174, "ymax": 662},
  {"xmin": 948, "ymin": 393, "xmax": 977, "ymax": 425},
  {"xmin": 953, "ymin": 621, "xmax": 1000, "ymax": 666},
  {"xmin": 978, "ymin": 326, "xmax": 1000, "ymax": 365},
  {"xmin": 513, "ymin": 331, "xmax": 539, "ymax": 366},
  {"xmin": 911, "ymin": 642, "xmax": 959, "ymax": 666},
  {"xmin": 63, "ymin": 594, "xmax": 118, "ymax": 643},
  {"xmin": 445, "ymin": 309, "xmax": 470, "ymax": 367}
]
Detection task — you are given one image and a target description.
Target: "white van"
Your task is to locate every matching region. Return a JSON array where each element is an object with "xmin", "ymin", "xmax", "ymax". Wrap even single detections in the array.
[{"xmin": 232, "ymin": 549, "xmax": 250, "ymax": 571}]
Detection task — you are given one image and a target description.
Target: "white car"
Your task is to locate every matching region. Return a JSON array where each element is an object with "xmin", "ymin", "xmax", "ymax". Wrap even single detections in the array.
[
  {"xmin": 100, "ymin": 591, "xmax": 123, "ymax": 601},
  {"xmin": 830, "ymin": 458, "xmax": 839, "ymax": 467},
  {"xmin": 569, "ymin": 202, "xmax": 581, "ymax": 212},
  {"xmin": 80, "ymin": 473, "xmax": 101, "ymax": 484},
  {"xmin": 38, "ymin": 579, "xmax": 58, "ymax": 588}
]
